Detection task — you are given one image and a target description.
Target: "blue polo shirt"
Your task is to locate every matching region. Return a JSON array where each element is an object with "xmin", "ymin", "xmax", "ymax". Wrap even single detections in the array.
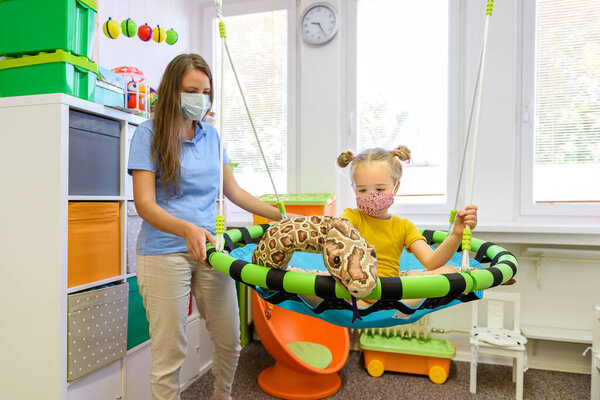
[{"xmin": 128, "ymin": 119, "xmax": 229, "ymax": 255}]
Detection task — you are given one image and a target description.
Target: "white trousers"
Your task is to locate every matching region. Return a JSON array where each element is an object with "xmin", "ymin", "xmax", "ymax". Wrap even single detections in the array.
[{"xmin": 137, "ymin": 253, "xmax": 241, "ymax": 400}]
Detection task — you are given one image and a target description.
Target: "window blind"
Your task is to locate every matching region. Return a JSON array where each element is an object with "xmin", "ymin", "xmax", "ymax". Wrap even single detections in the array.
[
  {"xmin": 213, "ymin": 10, "xmax": 288, "ymax": 196},
  {"xmin": 533, "ymin": 0, "xmax": 600, "ymax": 202},
  {"xmin": 356, "ymin": 0, "xmax": 449, "ymax": 200}
]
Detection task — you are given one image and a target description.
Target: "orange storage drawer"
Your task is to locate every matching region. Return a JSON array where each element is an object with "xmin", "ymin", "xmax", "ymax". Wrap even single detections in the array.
[
  {"xmin": 253, "ymin": 193, "xmax": 337, "ymax": 224},
  {"xmin": 68, "ymin": 202, "xmax": 121, "ymax": 288}
]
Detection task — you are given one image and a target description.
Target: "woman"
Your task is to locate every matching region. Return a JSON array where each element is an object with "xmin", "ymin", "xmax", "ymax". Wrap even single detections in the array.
[{"xmin": 128, "ymin": 53, "xmax": 283, "ymax": 400}]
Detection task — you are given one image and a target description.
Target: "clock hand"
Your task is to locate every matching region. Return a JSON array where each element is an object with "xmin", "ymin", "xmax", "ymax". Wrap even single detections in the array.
[{"xmin": 311, "ymin": 21, "xmax": 327, "ymax": 34}]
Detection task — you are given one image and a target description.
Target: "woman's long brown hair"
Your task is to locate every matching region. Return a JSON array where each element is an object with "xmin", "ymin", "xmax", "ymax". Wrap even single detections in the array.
[{"xmin": 152, "ymin": 54, "xmax": 214, "ymax": 196}]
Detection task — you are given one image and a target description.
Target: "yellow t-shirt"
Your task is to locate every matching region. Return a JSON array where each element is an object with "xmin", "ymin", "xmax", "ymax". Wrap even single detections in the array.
[{"xmin": 340, "ymin": 208, "xmax": 426, "ymax": 278}]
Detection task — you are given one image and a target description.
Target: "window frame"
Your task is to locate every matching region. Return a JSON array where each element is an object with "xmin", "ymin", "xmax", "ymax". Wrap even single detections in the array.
[
  {"xmin": 343, "ymin": 0, "xmax": 463, "ymax": 217},
  {"xmin": 519, "ymin": 0, "xmax": 600, "ymax": 217},
  {"xmin": 199, "ymin": 0, "xmax": 298, "ymax": 193}
]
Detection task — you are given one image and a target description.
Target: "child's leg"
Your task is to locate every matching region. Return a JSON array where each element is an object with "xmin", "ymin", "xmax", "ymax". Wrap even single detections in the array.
[{"xmin": 356, "ymin": 299, "xmax": 374, "ymax": 309}]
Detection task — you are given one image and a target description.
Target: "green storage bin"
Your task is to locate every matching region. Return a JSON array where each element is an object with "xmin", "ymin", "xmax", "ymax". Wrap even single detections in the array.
[
  {"xmin": 0, "ymin": 0, "xmax": 97, "ymax": 58},
  {"xmin": 127, "ymin": 277, "xmax": 150, "ymax": 350},
  {"xmin": 0, "ymin": 49, "xmax": 97, "ymax": 100}
]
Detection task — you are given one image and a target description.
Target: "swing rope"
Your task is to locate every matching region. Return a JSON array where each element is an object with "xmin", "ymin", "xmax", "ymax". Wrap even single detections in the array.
[
  {"xmin": 213, "ymin": 0, "xmax": 287, "ymax": 252},
  {"xmin": 447, "ymin": 0, "xmax": 495, "ymax": 271}
]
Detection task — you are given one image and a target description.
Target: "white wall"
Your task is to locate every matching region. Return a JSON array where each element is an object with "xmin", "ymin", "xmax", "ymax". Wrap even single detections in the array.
[
  {"xmin": 96, "ymin": 0, "xmax": 196, "ymax": 89},
  {"xmin": 296, "ymin": 0, "xmax": 346, "ymax": 195}
]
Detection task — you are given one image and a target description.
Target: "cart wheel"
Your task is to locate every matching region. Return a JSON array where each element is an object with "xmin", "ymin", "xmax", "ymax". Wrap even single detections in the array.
[
  {"xmin": 428, "ymin": 365, "xmax": 448, "ymax": 384},
  {"xmin": 367, "ymin": 359, "xmax": 384, "ymax": 377}
]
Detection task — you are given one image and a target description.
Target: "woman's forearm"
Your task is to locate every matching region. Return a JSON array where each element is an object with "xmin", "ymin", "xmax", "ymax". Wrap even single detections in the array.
[
  {"xmin": 222, "ymin": 165, "xmax": 282, "ymax": 221},
  {"xmin": 227, "ymin": 188, "xmax": 282, "ymax": 221}
]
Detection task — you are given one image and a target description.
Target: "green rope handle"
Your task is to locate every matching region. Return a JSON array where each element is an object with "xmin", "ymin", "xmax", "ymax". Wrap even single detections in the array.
[
  {"xmin": 219, "ymin": 21, "xmax": 226, "ymax": 38},
  {"xmin": 486, "ymin": 0, "xmax": 494, "ymax": 15},
  {"xmin": 449, "ymin": 209, "xmax": 458, "ymax": 223},
  {"xmin": 276, "ymin": 201, "xmax": 287, "ymax": 219},
  {"xmin": 462, "ymin": 228, "xmax": 472, "ymax": 252},
  {"xmin": 215, "ymin": 215, "xmax": 225, "ymax": 234}
]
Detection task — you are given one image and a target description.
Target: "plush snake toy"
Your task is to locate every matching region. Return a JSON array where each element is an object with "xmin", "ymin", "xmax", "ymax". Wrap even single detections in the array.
[{"xmin": 252, "ymin": 216, "xmax": 378, "ymax": 299}]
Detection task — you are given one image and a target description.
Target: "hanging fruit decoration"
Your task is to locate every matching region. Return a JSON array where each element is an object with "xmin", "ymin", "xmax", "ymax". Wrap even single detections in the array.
[
  {"xmin": 166, "ymin": 28, "xmax": 179, "ymax": 45},
  {"xmin": 104, "ymin": 19, "xmax": 178, "ymax": 44},
  {"xmin": 137, "ymin": 23, "xmax": 153, "ymax": 42},
  {"xmin": 103, "ymin": 17, "xmax": 122, "ymax": 39},
  {"xmin": 152, "ymin": 25, "xmax": 166, "ymax": 43},
  {"xmin": 121, "ymin": 18, "xmax": 138, "ymax": 38}
]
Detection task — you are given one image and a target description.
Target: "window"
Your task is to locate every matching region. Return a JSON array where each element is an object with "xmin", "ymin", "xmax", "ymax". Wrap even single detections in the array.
[
  {"xmin": 521, "ymin": 0, "xmax": 600, "ymax": 215},
  {"xmin": 208, "ymin": 3, "xmax": 292, "ymax": 196},
  {"xmin": 356, "ymin": 0, "xmax": 452, "ymax": 205}
]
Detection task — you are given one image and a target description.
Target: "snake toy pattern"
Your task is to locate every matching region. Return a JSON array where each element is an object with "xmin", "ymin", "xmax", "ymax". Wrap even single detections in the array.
[{"xmin": 252, "ymin": 216, "xmax": 378, "ymax": 298}]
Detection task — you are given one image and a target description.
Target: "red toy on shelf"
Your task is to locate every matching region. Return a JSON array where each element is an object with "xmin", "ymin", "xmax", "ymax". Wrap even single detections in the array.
[{"xmin": 111, "ymin": 66, "xmax": 150, "ymax": 117}]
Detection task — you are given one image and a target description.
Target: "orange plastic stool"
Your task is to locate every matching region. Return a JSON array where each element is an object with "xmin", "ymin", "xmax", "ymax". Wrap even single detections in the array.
[{"xmin": 252, "ymin": 291, "xmax": 349, "ymax": 400}]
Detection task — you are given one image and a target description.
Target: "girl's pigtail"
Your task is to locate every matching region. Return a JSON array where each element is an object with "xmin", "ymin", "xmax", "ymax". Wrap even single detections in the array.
[
  {"xmin": 337, "ymin": 150, "xmax": 355, "ymax": 168},
  {"xmin": 392, "ymin": 145, "xmax": 411, "ymax": 163}
]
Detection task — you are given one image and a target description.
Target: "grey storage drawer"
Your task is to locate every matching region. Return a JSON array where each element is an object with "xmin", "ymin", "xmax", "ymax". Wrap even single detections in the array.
[
  {"xmin": 126, "ymin": 202, "xmax": 143, "ymax": 274},
  {"xmin": 69, "ymin": 110, "xmax": 121, "ymax": 195}
]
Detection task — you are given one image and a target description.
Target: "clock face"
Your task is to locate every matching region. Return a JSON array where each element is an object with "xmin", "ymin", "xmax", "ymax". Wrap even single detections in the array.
[{"xmin": 301, "ymin": 3, "xmax": 339, "ymax": 45}]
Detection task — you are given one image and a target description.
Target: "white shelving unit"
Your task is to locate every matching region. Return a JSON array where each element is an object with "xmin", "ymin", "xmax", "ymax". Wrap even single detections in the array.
[{"xmin": 0, "ymin": 94, "xmax": 212, "ymax": 400}]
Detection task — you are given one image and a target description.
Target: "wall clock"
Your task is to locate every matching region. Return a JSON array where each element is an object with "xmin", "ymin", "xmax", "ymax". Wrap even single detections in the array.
[{"xmin": 300, "ymin": 3, "xmax": 339, "ymax": 45}]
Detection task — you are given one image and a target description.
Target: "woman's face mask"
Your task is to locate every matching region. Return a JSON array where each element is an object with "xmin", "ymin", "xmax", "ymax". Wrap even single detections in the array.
[{"xmin": 180, "ymin": 93, "xmax": 211, "ymax": 121}]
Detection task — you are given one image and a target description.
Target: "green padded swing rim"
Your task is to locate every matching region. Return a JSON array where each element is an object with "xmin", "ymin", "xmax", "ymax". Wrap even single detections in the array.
[{"xmin": 206, "ymin": 225, "xmax": 517, "ymax": 300}]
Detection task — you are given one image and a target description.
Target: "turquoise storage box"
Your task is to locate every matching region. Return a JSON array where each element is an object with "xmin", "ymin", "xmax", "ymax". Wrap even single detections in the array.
[
  {"xmin": 95, "ymin": 80, "xmax": 124, "ymax": 107},
  {"xmin": 127, "ymin": 277, "xmax": 150, "ymax": 350},
  {"xmin": 0, "ymin": 0, "xmax": 97, "ymax": 59},
  {"xmin": 0, "ymin": 50, "xmax": 97, "ymax": 101},
  {"xmin": 97, "ymin": 65, "xmax": 124, "ymax": 89},
  {"xmin": 94, "ymin": 66, "xmax": 124, "ymax": 107}
]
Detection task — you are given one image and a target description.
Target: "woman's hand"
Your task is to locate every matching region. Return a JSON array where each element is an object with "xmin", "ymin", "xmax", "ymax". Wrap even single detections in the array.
[
  {"xmin": 184, "ymin": 225, "xmax": 216, "ymax": 268},
  {"xmin": 452, "ymin": 205, "xmax": 478, "ymax": 236}
]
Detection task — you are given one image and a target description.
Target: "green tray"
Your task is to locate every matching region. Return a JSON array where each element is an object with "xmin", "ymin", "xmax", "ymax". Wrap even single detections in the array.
[
  {"xmin": 360, "ymin": 333, "xmax": 455, "ymax": 359},
  {"xmin": 257, "ymin": 193, "xmax": 336, "ymax": 205}
]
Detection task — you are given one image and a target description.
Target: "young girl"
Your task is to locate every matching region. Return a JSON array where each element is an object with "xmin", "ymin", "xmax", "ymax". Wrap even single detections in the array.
[{"xmin": 337, "ymin": 145, "xmax": 478, "ymax": 306}]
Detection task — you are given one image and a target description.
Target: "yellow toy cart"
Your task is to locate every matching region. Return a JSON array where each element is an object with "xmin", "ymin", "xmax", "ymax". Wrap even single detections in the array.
[{"xmin": 360, "ymin": 329, "xmax": 456, "ymax": 384}]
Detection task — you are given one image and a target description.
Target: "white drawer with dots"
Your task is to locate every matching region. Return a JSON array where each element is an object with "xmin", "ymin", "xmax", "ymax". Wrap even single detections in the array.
[{"xmin": 67, "ymin": 282, "xmax": 129, "ymax": 381}]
